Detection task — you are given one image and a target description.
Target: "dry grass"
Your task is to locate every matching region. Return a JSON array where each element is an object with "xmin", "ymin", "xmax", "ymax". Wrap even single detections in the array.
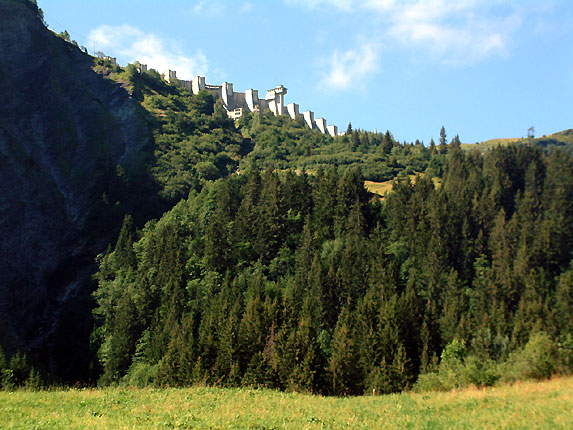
[
  {"xmin": 461, "ymin": 137, "xmax": 523, "ymax": 152},
  {"xmin": 364, "ymin": 179, "xmax": 395, "ymax": 197},
  {"xmin": 365, "ymin": 174, "xmax": 441, "ymax": 198}
]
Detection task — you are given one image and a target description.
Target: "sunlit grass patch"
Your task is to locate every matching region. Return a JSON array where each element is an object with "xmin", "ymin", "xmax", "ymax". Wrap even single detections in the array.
[{"xmin": 1, "ymin": 376, "xmax": 571, "ymax": 429}]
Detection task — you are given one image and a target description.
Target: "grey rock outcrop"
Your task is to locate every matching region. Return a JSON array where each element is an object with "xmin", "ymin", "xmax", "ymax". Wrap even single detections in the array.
[{"xmin": 0, "ymin": 0, "xmax": 153, "ymax": 378}]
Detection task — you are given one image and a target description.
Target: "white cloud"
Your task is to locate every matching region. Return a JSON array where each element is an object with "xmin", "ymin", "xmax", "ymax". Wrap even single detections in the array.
[
  {"xmin": 382, "ymin": 0, "xmax": 518, "ymax": 65},
  {"xmin": 284, "ymin": 0, "xmax": 355, "ymax": 12},
  {"xmin": 320, "ymin": 43, "xmax": 380, "ymax": 91},
  {"xmin": 89, "ymin": 24, "xmax": 208, "ymax": 80},
  {"xmin": 189, "ymin": 0, "xmax": 225, "ymax": 16},
  {"xmin": 291, "ymin": 0, "xmax": 522, "ymax": 82}
]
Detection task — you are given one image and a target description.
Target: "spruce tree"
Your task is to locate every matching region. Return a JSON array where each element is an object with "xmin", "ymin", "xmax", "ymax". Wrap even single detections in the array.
[
  {"xmin": 438, "ymin": 126, "xmax": 447, "ymax": 154},
  {"xmin": 439, "ymin": 269, "xmax": 465, "ymax": 345},
  {"xmin": 552, "ymin": 267, "xmax": 573, "ymax": 339},
  {"xmin": 328, "ymin": 305, "xmax": 360, "ymax": 395}
]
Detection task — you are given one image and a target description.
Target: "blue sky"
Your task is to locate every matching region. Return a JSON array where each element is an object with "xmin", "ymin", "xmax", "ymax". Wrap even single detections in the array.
[{"xmin": 40, "ymin": 0, "xmax": 572, "ymax": 144}]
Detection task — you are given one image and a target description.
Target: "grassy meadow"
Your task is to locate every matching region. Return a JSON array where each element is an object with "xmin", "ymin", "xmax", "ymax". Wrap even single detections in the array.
[
  {"xmin": 1, "ymin": 377, "xmax": 572, "ymax": 429},
  {"xmin": 364, "ymin": 179, "xmax": 395, "ymax": 197},
  {"xmin": 461, "ymin": 137, "xmax": 522, "ymax": 151},
  {"xmin": 365, "ymin": 175, "xmax": 441, "ymax": 198}
]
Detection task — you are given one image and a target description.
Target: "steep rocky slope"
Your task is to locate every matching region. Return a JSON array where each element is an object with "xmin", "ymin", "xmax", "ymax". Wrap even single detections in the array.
[{"xmin": 0, "ymin": 0, "xmax": 156, "ymax": 379}]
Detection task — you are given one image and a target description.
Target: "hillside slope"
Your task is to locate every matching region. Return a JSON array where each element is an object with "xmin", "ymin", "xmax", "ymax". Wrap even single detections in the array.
[
  {"xmin": 0, "ymin": 0, "xmax": 155, "ymax": 379},
  {"xmin": 462, "ymin": 129, "xmax": 573, "ymax": 152}
]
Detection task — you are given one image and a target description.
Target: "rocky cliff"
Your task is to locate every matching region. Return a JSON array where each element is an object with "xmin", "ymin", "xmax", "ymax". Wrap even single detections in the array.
[{"xmin": 0, "ymin": 0, "xmax": 155, "ymax": 379}]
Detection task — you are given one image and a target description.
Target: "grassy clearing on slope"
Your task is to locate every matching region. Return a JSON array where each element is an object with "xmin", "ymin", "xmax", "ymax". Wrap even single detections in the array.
[
  {"xmin": 461, "ymin": 138, "xmax": 522, "ymax": 152},
  {"xmin": 1, "ymin": 377, "xmax": 571, "ymax": 429},
  {"xmin": 364, "ymin": 179, "xmax": 395, "ymax": 197},
  {"xmin": 462, "ymin": 129, "xmax": 573, "ymax": 153},
  {"xmin": 366, "ymin": 174, "xmax": 441, "ymax": 198}
]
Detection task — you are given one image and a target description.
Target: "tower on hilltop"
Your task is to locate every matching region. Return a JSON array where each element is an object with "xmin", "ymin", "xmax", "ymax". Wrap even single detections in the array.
[{"xmin": 265, "ymin": 85, "xmax": 287, "ymax": 116}]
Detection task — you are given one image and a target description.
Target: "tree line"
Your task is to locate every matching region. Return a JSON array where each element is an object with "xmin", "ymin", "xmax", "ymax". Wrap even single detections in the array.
[{"xmin": 92, "ymin": 143, "xmax": 573, "ymax": 394}]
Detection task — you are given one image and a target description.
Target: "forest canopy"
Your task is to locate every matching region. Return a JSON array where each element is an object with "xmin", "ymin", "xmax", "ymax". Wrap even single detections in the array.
[{"xmin": 92, "ymin": 143, "xmax": 573, "ymax": 394}]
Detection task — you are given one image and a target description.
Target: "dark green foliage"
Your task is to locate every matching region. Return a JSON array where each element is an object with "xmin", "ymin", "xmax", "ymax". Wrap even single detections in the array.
[
  {"xmin": 99, "ymin": 63, "xmax": 249, "ymax": 205},
  {"xmin": 0, "ymin": 347, "xmax": 44, "ymax": 390},
  {"xmin": 439, "ymin": 126, "xmax": 447, "ymax": 154},
  {"xmin": 501, "ymin": 332, "xmax": 559, "ymax": 382},
  {"xmin": 328, "ymin": 305, "xmax": 360, "ymax": 395},
  {"xmin": 80, "ymin": 63, "xmax": 573, "ymax": 393},
  {"xmin": 237, "ymin": 112, "xmax": 434, "ymax": 182},
  {"xmin": 91, "ymin": 145, "xmax": 573, "ymax": 394}
]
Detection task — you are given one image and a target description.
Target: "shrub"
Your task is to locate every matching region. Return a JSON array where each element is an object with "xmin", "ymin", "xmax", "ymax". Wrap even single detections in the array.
[
  {"xmin": 463, "ymin": 356, "xmax": 499, "ymax": 387},
  {"xmin": 414, "ymin": 371, "xmax": 446, "ymax": 392},
  {"xmin": 124, "ymin": 362, "xmax": 159, "ymax": 387},
  {"xmin": 414, "ymin": 339, "xmax": 500, "ymax": 392},
  {"xmin": 501, "ymin": 332, "xmax": 558, "ymax": 382},
  {"xmin": 1, "ymin": 369, "xmax": 15, "ymax": 390}
]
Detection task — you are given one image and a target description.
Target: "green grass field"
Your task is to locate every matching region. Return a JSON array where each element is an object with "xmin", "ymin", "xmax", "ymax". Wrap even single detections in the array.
[{"xmin": 1, "ymin": 377, "xmax": 571, "ymax": 429}]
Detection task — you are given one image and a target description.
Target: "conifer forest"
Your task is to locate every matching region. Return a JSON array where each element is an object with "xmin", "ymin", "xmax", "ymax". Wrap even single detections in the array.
[{"xmin": 1, "ymin": 1, "xmax": 573, "ymax": 394}]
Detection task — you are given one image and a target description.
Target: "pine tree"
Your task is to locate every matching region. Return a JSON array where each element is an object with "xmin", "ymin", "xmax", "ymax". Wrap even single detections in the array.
[
  {"xmin": 256, "ymin": 169, "xmax": 285, "ymax": 264},
  {"xmin": 233, "ymin": 168, "xmax": 261, "ymax": 264},
  {"xmin": 449, "ymin": 134, "xmax": 461, "ymax": 151},
  {"xmin": 429, "ymin": 138, "xmax": 437, "ymax": 154},
  {"xmin": 334, "ymin": 166, "xmax": 369, "ymax": 237},
  {"xmin": 311, "ymin": 167, "xmax": 338, "ymax": 242},
  {"xmin": 213, "ymin": 304, "xmax": 240, "ymax": 385},
  {"xmin": 157, "ymin": 314, "xmax": 195, "ymax": 386},
  {"xmin": 511, "ymin": 270, "xmax": 546, "ymax": 348},
  {"xmin": 390, "ymin": 343, "xmax": 413, "ymax": 392},
  {"xmin": 204, "ymin": 200, "xmax": 232, "ymax": 272},
  {"xmin": 351, "ymin": 131, "xmax": 360, "ymax": 151},
  {"xmin": 238, "ymin": 279, "xmax": 265, "ymax": 373},
  {"xmin": 398, "ymin": 276, "xmax": 423, "ymax": 374},
  {"xmin": 354, "ymin": 284, "xmax": 383, "ymax": 387},
  {"xmin": 328, "ymin": 305, "xmax": 359, "ymax": 395},
  {"xmin": 552, "ymin": 266, "xmax": 573, "ymax": 339},
  {"xmin": 489, "ymin": 210, "xmax": 519, "ymax": 313},
  {"xmin": 157, "ymin": 320, "xmax": 183, "ymax": 386},
  {"xmin": 100, "ymin": 291, "xmax": 141, "ymax": 384},
  {"xmin": 282, "ymin": 292, "xmax": 325, "ymax": 393},
  {"xmin": 114, "ymin": 215, "xmax": 137, "ymax": 270},
  {"xmin": 381, "ymin": 130, "xmax": 394, "ymax": 154},
  {"xmin": 537, "ymin": 150, "xmax": 573, "ymax": 275},
  {"xmin": 439, "ymin": 269, "xmax": 465, "ymax": 345},
  {"xmin": 438, "ymin": 126, "xmax": 447, "ymax": 154},
  {"xmin": 8, "ymin": 352, "xmax": 30, "ymax": 387},
  {"xmin": 367, "ymin": 359, "xmax": 393, "ymax": 395}
]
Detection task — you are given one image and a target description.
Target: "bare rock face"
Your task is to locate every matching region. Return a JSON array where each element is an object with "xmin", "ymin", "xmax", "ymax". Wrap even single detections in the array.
[{"xmin": 0, "ymin": 0, "xmax": 154, "ymax": 379}]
